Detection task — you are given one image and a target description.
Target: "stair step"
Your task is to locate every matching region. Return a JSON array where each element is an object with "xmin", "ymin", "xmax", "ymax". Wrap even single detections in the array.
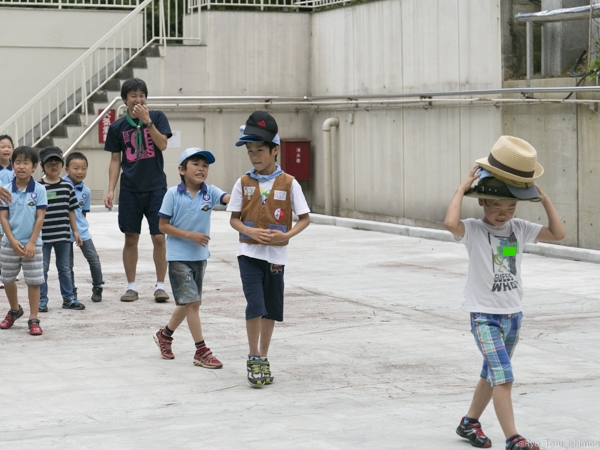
[
  {"xmin": 89, "ymin": 91, "xmax": 108, "ymax": 102},
  {"xmin": 113, "ymin": 67, "xmax": 135, "ymax": 80},
  {"xmin": 63, "ymin": 114, "xmax": 81, "ymax": 126},
  {"xmin": 36, "ymin": 137, "xmax": 53, "ymax": 148},
  {"xmin": 104, "ymin": 78, "xmax": 122, "ymax": 91},
  {"xmin": 141, "ymin": 44, "xmax": 161, "ymax": 57},
  {"xmin": 50, "ymin": 125, "xmax": 68, "ymax": 138},
  {"xmin": 127, "ymin": 56, "xmax": 147, "ymax": 69}
]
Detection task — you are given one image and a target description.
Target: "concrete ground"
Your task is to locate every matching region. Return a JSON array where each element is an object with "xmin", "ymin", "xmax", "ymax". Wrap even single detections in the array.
[{"xmin": 0, "ymin": 211, "xmax": 599, "ymax": 450}]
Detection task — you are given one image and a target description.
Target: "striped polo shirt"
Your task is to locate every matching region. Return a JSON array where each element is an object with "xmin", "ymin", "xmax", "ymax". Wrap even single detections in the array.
[{"xmin": 39, "ymin": 178, "xmax": 79, "ymax": 244}]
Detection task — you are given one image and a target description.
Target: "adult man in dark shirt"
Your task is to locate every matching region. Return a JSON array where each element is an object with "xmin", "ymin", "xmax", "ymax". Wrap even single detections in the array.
[{"xmin": 104, "ymin": 78, "xmax": 172, "ymax": 303}]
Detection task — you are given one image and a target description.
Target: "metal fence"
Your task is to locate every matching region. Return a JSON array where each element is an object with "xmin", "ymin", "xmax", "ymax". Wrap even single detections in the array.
[
  {"xmin": 193, "ymin": 0, "xmax": 353, "ymax": 11},
  {"xmin": 0, "ymin": 0, "xmax": 140, "ymax": 8},
  {"xmin": 0, "ymin": 0, "xmax": 201, "ymax": 146},
  {"xmin": 0, "ymin": 0, "xmax": 357, "ymax": 10}
]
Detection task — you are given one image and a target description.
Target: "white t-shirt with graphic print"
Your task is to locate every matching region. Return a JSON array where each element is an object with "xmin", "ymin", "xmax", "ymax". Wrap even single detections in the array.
[
  {"xmin": 456, "ymin": 218, "xmax": 542, "ymax": 314},
  {"xmin": 227, "ymin": 177, "xmax": 310, "ymax": 265}
]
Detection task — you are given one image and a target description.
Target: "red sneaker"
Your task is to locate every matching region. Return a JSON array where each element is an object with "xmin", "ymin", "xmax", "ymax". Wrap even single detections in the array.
[
  {"xmin": 456, "ymin": 416, "xmax": 492, "ymax": 448},
  {"xmin": 507, "ymin": 435, "xmax": 540, "ymax": 450},
  {"xmin": 0, "ymin": 306, "xmax": 24, "ymax": 329},
  {"xmin": 28, "ymin": 319, "xmax": 43, "ymax": 336},
  {"xmin": 153, "ymin": 329, "xmax": 174, "ymax": 359},
  {"xmin": 193, "ymin": 349, "xmax": 223, "ymax": 369}
]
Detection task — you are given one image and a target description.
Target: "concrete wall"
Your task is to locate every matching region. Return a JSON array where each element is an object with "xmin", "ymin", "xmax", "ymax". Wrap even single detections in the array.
[
  {"xmin": 309, "ymin": 0, "xmax": 503, "ymax": 226},
  {"xmin": 6, "ymin": 0, "xmax": 600, "ymax": 250},
  {"xmin": 63, "ymin": 0, "xmax": 506, "ymax": 230},
  {"xmin": 0, "ymin": 8, "xmax": 131, "ymax": 125}
]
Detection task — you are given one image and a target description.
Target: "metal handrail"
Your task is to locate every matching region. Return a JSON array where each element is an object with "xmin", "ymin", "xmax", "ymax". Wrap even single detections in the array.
[
  {"xmin": 0, "ymin": 0, "xmax": 201, "ymax": 148},
  {"xmin": 193, "ymin": 0, "xmax": 356, "ymax": 11},
  {"xmin": 515, "ymin": 4, "xmax": 600, "ymax": 24},
  {"xmin": 66, "ymin": 96, "xmax": 123, "ymax": 156},
  {"xmin": 0, "ymin": 0, "xmax": 140, "ymax": 8},
  {"xmin": 66, "ymin": 86, "xmax": 600, "ymax": 155},
  {"xmin": 515, "ymin": 4, "xmax": 600, "ymax": 86}
]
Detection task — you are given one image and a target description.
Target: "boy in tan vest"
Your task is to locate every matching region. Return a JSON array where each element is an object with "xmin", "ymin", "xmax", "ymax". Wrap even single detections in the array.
[{"xmin": 227, "ymin": 111, "xmax": 310, "ymax": 387}]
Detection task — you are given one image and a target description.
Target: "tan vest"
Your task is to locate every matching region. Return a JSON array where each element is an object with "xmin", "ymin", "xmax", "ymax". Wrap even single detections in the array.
[{"xmin": 239, "ymin": 173, "xmax": 294, "ymax": 246}]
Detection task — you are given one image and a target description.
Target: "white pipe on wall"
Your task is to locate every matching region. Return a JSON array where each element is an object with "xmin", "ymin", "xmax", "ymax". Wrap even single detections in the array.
[{"xmin": 322, "ymin": 117, "xmax": 339, "ymax": 216}]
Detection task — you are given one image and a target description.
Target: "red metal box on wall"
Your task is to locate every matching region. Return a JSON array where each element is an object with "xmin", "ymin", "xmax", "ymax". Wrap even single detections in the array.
[{"xmin": 280, "ymin": 139, "xmax": 311, "ymax": 181}]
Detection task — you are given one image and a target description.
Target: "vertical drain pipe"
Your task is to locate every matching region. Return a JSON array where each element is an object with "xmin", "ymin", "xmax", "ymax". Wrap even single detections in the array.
[{"xmin": 322, "ymin": 117, "xmax": 339, "ymax": 216}]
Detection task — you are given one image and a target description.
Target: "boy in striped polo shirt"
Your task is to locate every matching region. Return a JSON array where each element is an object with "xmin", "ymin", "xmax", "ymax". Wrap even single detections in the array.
[{"xmin": 38, "ymin": 147, "xmax": 83, "ymax": 312}]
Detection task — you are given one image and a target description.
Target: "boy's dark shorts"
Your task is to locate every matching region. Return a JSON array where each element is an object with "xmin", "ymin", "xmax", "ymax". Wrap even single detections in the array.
[
  {"xmin": 118, "ymin": 188, "xmax": 166, "ymax": 235},
  {"xmin": 237, "ymin": 255, "xmax": 284, "ymax": 322}
]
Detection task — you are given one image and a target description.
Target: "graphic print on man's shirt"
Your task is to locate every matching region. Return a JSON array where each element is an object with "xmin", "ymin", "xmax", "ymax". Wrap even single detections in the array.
[
  {"xmin": 122, "ymin": 128, "xmax": 155, "ymax": 162},
  {"xmin": 489, "ymin": 231, "xmax": 519, "ymax": 292}
]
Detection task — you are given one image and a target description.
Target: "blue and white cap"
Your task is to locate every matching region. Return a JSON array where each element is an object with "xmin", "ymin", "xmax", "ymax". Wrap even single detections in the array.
[{"xmin": 178, "ymin": 147, "xmax": 216, "ymax": 165}]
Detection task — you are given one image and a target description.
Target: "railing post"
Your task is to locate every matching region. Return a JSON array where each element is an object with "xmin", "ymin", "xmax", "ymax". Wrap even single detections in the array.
[
  {"xmin": 81, "ymin": 63, "xmax": 88, "ymax": 126},
  {"xmin": 198, "ymin": 0, "xmax": 203, "ymax": 44},
  {"xmin": 526, "ymin": 21, "xmax": 533, "ymax": 87},
  {"xmin": 159, "ymin": 0, "xmax": 167, "ymax": 55}
]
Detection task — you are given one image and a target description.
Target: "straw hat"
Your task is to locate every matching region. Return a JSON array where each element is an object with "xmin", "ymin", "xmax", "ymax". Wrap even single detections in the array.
[{"xmin": 475, "ymin": 136, "xmax": 544, "ymax": 184}]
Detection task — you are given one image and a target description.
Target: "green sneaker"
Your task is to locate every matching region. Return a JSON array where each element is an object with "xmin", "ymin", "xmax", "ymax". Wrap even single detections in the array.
[
  {"xmin": 260, "ymin": 358, "xmax": 274, "ymax": 385},
  {"xmin": 247, "ymin": 358, "xmax": 264, "ymax": 387}
]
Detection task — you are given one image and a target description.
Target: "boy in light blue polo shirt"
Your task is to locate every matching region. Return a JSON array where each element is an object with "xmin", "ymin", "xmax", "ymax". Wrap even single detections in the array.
[
  {"xmin": 63, "ymin": 152, "xmax": 104, "ymax": 303},
  {"xmin": 0, "ymin": 146, "xmax": 48, "ymax": 336},
  {"xmin": 153, "ymin": 147, "xmax": 230, "ymax": 369},
  {"xmin": 0, "ymin": 134, "xmax": 15, "ymax": 288}
]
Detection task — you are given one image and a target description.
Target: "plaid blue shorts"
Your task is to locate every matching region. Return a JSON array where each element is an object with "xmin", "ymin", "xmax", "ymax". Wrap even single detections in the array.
[{"xmin": 470, "ymin": 312, "xmax": 523, "ymax": 386}]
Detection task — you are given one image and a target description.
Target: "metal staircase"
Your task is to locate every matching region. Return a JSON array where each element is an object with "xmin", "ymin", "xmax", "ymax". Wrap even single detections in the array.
[{"xmin": 0, "ymin": 0, "xmax": 201, "ymax": 147}]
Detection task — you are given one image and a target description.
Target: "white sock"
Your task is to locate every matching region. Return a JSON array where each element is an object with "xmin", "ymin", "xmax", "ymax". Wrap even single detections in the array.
[
  {"xmin": 128, "ymin": 282, "xmax": 137, "ymax": 292},
  {"xmin": 155, "ymin": 282, "xmax": 165, "ymax": 291}
]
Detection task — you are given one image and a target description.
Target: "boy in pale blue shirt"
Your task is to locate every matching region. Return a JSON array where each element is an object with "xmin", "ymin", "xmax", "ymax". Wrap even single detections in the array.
[
  {"xmin": 0, "ymin": 146, "xmax": 47, "ymax": 335},
  {"xmin": 63, "ymin": 152, "xmax": 104, "ymax": 302},
  {"xmin": 153, "ymin": 148, "xmax": 230, "ymax": 369},
  {"xmin": 0, "ymin": 134, "xmax": 15, "ymax": 288},
  {"xmin": 0, "ymin": 135, "xmax": 14, "ymax": 185}
]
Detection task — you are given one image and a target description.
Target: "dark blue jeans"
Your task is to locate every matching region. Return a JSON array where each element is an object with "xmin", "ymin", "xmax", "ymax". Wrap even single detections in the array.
[
  {"xmin": 40, "ymin": 241, "xmax": 74, "ymax": 303},
  {"xmin": 70, "ymin": 239, "xmax": 104, "ymax": 291}
]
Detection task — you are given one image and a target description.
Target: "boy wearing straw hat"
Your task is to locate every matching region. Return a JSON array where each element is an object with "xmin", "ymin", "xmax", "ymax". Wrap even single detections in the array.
[{"xmin": 445, "ymin": 136, "xmax": 565, "ymax": 450}]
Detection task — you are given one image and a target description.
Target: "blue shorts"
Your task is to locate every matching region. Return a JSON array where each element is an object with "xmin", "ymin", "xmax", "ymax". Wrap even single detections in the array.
[
  {"xmin": 470, "ymin": 312, "xmax": 522, "ymax": 386},
  {"xmin": 0, "ymin": 242, "xmax": 44, "ymax": 285},
  {"xmin": 118, "ymin": 188, "xmax": 166, "ymax": 235},
  {"xmin": 168, "ymin": 260, "xmax": 207, "ymax": 306},
  {"xmin": 238, "ymin": 255, "xmax": 285, "ymax": 321}
]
